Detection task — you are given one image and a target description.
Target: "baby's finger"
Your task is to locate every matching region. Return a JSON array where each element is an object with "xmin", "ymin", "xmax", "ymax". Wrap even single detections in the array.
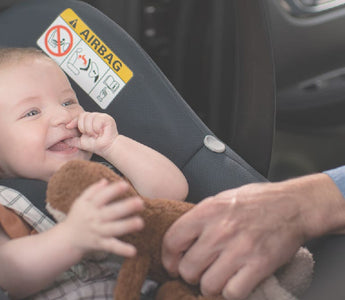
[
  {"xmin": 66, "ymin": 117, "xmax": 78, "ymax": 129},
  {"xmin": 102, "ymin": 216, "xmax": 144, "ymax": 237},
  {"xmin": 78, "ymin": 178, "xmax": 109, "ymax": 199},
  {"xmin": 64, "ymin": 136, "xmax": 81, "ymax": 148},
  {"xmin": 78, "ymin": 180, "xmax": 128, "ymax": 204},
  {"xmin": 76, "ymin": 112, "xmax": 88, "ymax": 134},
  {"xmin": 93, "ymin": 116, "xmax": 106, "ymax": 135},
  {"xmin": 94, "ymin": 181, "xmax": 131, "ymax": 207},
  {"xmin": 101, "ymin": 197, "xmax": 144, "ymax": 221},
  {"xmin": 83, "ymin": 113, "xmax": 96, "ymax": 136},
  {"xmin": 100, "ymin": 238, "xmax": 138, "ymax": 257}
]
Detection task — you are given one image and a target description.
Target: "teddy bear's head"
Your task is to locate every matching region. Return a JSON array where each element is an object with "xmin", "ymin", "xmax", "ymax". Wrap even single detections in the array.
[{"xmin": 46, "ymin": 160, "xmax": 137, "ymax": 222}]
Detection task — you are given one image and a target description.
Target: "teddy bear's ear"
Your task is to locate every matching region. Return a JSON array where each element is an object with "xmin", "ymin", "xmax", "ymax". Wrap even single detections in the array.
[{"xmin": 46, "ymin": 160, "xmax": 137, "ymax": 215}]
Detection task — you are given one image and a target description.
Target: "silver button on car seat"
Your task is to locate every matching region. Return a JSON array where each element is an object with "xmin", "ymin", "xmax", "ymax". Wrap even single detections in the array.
[{"xmin": 203, "ymin": 135, "xmax": 226, "ymax": 153}]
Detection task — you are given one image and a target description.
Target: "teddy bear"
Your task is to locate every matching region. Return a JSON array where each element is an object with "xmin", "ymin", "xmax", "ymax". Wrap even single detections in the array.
[{"xmin": 45, "ymin": 160, "xmax": 314, "ymax": 300}]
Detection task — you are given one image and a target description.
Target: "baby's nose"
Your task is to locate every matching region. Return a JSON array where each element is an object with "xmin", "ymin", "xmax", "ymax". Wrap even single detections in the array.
[{"xmin": 51, "ymin": 107, "xmax": 75, "ymax": 126}]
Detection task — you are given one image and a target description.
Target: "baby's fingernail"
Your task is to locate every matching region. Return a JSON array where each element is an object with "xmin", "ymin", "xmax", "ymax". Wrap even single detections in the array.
[
  {"xmin": 118, "ymin": 181, "xmax": 129, "ymax": 188},
  {"xmin": 136, "ymin": 197, "xmax": 145, "ymax": 207},
  {"xmin": 126, "ymin": 245, "xmax": 137, "ymax": 257},
  {"xmin": 66, "ymin": 117, "xmax": 78, "ymax": 128},
  {"xmin": 98, "ymin": 178, "xmax": 108, "ymax": 185},
  {"xmin": 137, "ymin": 218, "xmax": 145, "ymax": 229}
]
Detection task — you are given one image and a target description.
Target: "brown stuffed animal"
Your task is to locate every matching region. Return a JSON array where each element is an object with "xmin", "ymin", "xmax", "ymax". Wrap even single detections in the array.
[
  {"xmin": 46, "ymin": 159, "xmax": 219, "ymax": 300},
  {"xmin": 45, "ymin": 160, "xmax": 314, "ymax": 300}
]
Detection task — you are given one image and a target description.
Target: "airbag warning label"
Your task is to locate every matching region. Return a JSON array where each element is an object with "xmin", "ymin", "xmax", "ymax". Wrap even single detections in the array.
[{"xmin": 37, "ymin": 8, "xmax": 133, "ymax": 109}]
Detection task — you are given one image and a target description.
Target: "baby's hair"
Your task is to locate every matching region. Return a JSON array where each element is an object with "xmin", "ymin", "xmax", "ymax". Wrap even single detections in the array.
[{"xmin": 0, "ymin": 47, "xmax": 50, "ymax": 67}]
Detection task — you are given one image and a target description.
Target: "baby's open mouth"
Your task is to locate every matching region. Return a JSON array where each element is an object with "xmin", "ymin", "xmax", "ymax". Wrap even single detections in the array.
[{"xmin": 48, "ymin": 139, "xmax": 75, "ymax": 152}]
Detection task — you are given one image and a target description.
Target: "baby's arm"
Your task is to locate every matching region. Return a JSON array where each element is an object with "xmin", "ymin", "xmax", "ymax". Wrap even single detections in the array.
[
  {"xmin": 0, "ymin": 180, "xmax": 144, "ymax": 299},
  {"xmin": 66, "ymin": 112, "xmax": 189, "ymax": 201},
  {"xmin": 105, "ymin": 135, "xmax": 189, "ymax": 201}
]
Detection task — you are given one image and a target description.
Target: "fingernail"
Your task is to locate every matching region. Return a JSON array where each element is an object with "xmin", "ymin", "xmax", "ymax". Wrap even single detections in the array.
[
  {"xmin": 127, "ymin": 246, "xmax": 137, "ymax": 257},
  {"xmin": 98, "ymin": 178, "xmax": 108, "ymax": 185},
  {"xmin": 119, "ymin": 181, "xmax": 129, "ymax": 188},
  {"xmin": 136, "ymin": 217, "xmax": 145, "ymax": 229}
]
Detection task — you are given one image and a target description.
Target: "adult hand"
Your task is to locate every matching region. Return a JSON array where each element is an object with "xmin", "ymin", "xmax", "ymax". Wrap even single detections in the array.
[{"xmin": 162, "ymin": 175, "xmax": 339, "ymax": 300}]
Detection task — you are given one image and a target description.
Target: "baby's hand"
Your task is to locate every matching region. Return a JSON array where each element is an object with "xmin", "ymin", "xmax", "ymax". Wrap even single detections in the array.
[
  {"xmin": 66, "ymin": 112, "xmax": 118, "ymax": 157},
  {"xmin": 61, "ymin": 179, "xmax": 144, "ymax": 258}
]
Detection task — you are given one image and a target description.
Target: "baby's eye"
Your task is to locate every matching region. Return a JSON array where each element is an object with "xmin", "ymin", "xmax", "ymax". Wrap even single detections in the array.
[
  {"xmin": 62, "ymin": 99, "xmax": 77, "ymax": 107},
  {"xmin": 24, "ymin": 109, "xmax": 40, "ymax": 118}
]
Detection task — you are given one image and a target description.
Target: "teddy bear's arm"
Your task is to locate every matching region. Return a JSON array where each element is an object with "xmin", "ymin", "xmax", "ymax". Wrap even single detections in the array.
[
  {"xmin": 0, "ymin": 204, "xmax": 34, "ymax": 239},
  {"xmin": 114, "ymin": 254, "xmax": 151, "ymax": 300},
  {"xmin": 156, "ymin": 280, "xmax": 224, "ymax": 300}
]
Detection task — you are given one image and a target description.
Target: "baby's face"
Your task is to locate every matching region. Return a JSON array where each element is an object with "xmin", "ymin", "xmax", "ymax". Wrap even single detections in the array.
[{"xmin": 0, "ymin": 57, "xmax": 91, "ymax": 181}]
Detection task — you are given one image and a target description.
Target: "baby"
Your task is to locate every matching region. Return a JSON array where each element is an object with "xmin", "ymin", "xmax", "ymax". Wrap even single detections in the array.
[{"xmin": 0, "ymin": 47, "xmax": 188, "ymax": 299}]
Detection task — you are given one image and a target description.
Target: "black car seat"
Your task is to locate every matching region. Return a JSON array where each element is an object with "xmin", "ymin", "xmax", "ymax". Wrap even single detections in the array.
[
  {"xmin": 0, "ymin": 0, "xmax": 273, "ymax": 298},
  {"xmin": 0, "ymin": 0, "xmax": 270, "ymax": 205}
]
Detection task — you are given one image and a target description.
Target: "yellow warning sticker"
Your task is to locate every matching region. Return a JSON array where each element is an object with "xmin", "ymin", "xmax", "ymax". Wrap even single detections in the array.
[{"xmin": 37, "ymin": 8, "xmax": 133, "ymax": 109}]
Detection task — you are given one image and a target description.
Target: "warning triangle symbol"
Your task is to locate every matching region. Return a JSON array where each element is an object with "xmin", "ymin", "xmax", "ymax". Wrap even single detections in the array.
[{"xmin": 69, "ymin": 19, "xmax": 78, "ymax": 28}]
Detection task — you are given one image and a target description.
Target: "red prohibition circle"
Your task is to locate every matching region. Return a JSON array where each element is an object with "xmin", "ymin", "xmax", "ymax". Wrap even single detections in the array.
[{"xmin": 44, "ymin": 25, "xmax": 73, "ymax": 57}]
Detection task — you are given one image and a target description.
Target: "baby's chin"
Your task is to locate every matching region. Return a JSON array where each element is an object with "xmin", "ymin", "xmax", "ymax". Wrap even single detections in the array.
[
  {"xmin": 42, "ymin": 152, "xmax": 93, "ymax": 181},
  {"xmin": 76, "ymin": 149, "xmax": 93, "ymax": 161}
]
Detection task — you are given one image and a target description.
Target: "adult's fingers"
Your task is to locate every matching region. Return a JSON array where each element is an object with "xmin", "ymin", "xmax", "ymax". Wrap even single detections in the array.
[
  {"xmin": 176, "ymin": 227, "xmax": 226, "ymax": 285},
  {"xmin": 222, "ymin": 263, "xmax": 269, "ymax": 300},
  {"xmin": 199, "ymin": 244, "xmax": 245, "ymax": 296},
  {"xmin": 162, "ymin": 209, "xmax": 204, "ymax": 277}
]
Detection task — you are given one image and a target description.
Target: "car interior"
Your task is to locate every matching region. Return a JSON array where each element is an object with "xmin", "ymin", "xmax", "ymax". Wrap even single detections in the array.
[{"xmin": 0, "ymin": 0, "xmax": 345, "ymax": 299}]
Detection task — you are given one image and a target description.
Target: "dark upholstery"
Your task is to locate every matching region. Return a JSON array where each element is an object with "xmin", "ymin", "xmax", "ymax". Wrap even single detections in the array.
[{"xmin": 0, "ymin": 0, "xmax": 266, "ymax": 205}]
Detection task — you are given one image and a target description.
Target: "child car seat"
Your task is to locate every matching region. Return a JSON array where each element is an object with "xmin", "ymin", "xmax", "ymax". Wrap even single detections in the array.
[
  {"xmin": 0, "ymin": 0, "xmax": 273, "ymax": 298},
  {"xmin": 0, "ymin": 0, "xmax": 268, "ymax": 203}
]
